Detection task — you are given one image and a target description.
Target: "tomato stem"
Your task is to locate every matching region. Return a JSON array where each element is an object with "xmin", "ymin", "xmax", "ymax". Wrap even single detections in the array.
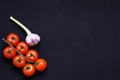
[
  {"xmin": 10, "ymin": 16, "xmax": 31, "ymax": 34},
  {"xmin": 26, "ymin": 66, "xmax": 31, "ymax": 70},
  {"xmin": 2, "ymin": 38, "xmax": 34, "ymax": 64},
  {"xmin": 11, "ymin": 36, "xmax": 16, "ymax": 40},
  {"xmin": 7, "ymin": 50, "xmax": 11, "ymax": 54},
  {"xmin": 18, "ymin": 58, "xmax": 21, "ymax": 62}
]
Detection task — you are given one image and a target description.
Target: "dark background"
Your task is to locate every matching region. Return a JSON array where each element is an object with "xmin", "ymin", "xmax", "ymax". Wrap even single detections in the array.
[{"xmin": 0, "ymin": 0, "xmax": 120, "ymax": 80}]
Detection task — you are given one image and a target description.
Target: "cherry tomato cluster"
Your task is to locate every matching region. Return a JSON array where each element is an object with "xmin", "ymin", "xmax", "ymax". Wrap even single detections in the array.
[{"xmin": 3, "ymin": 33, "xmax": 47, "ymax": 77}]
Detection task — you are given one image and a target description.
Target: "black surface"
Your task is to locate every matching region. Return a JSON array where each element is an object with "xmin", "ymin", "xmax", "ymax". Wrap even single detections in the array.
[{"xmin": 0, "ymin": 0, "xmax": 120, "ymax": 80}]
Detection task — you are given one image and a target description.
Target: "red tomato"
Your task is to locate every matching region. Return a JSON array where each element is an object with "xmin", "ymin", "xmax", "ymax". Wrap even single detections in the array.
[
  {"xmin": 23, "ymin": 63, "xmax": 36, "ymax": 77},
  {"xmin": 34, "ymin": 58, "xmax": 47, "ymax": 72},
  {"xmin": 3, "ymin": 46, "xmax": 16, "ymax": 59},
  {"xmin": 6, "ymin": 33, "xmax": 19, "ymax": 46},
  {"xmin": 16, "ymin": 42, "xmax": 29, "ymax": 55},
  {"xmin": 13, "ymin": 55, "xmax": 26, "ymax": 68},
  {"xmin": 26, "ymin": 50, "xmax": 38, "ymax": 62}
]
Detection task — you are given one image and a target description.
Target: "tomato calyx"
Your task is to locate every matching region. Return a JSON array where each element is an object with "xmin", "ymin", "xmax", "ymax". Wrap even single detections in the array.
[
  {"xmin": 30, "ymin": 53, "xmax": 35, "ymax": 57},
  {"xmin": 7, "ymin": 50, "xmax": 11, "ymax": 54},
  {"xmin": 26, "ymin": 66, "xmax": 31, "ymax": 70},
  {"xmin": 11, "ymin": 36, "xmax": 16, "ymax": 41},
  {"xmin": 17, "ymin": 58, "xmax": 21, "ymax": 62},
  {"xmin": 34, "ymin": 62, "xmax": 38, "ymax": 66},
  {"xmin": 20, "ymin": 45, "xmax": 24, "ymax": 49}
]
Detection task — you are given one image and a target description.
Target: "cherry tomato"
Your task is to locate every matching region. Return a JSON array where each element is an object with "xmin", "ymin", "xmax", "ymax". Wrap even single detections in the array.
[
  {"xmin": 13, "ymin": 55, "xmax": 26, "ymax": 68},
  {"xmin": 34, "ymin": 58, "xmax": 47, "ymax": 72},
  {"xmin": 26, "ymin": 50, "xmax": 38, "ymax": 62},
  {"xmin": 16, "ymin": 42, "xmax": 29, "ymax": 55},
  {"xmin": 3, "ymin": 46, "xmax": 16, "ymax": 59},
  {"xmin": 6, "ymin": 33, "xmax": 19, "ymax": 46},
  {"xmin": 23, "ymin": 63, "xmax": 36, "ymax": 77}
]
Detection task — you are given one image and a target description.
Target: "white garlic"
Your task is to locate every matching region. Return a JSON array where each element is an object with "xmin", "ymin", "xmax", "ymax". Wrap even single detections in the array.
[{"xmin": 10, "ymin": 16, "xmax": 40, "ymax": 46}]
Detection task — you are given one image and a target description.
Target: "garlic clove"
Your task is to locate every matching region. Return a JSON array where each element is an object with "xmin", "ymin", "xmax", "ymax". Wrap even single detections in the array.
[
  {"xmin": 26, "ymin": 35, "xmax": 32, "ymax": 45},
  {"xmin": 33, "ymin": 33, "xmax": 40, "ymax": 42}
]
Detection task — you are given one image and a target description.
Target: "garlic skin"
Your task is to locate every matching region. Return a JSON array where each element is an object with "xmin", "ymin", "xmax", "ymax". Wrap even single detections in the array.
[
  {"xmin": 10, "ymin": 16, "xmax": 41, "ymax": 46},
  {"xmin": 26, "ymin": 33, "xmax": 40, "ymax": 46}
]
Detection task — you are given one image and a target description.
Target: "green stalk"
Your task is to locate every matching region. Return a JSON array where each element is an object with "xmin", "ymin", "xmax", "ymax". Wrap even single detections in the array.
[{"xmin": 10, "ymin": 16, "xmax": 31, "ymax": 34}]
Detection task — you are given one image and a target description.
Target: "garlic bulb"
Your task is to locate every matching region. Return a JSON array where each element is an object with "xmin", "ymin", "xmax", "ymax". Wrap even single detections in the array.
[
  {"xmin": 10, "ymin": 16, "xmax": 40, "ymax": 46},
  {"xmin": 26, "ymin": 33, "xmax": 40, "ymax": 46}
]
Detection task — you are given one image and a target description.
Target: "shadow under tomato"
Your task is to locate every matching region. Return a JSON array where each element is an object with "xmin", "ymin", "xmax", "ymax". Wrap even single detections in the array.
[{"xmin": 19, "ymin": 68, "xmax": 48, "ymax": 80}]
